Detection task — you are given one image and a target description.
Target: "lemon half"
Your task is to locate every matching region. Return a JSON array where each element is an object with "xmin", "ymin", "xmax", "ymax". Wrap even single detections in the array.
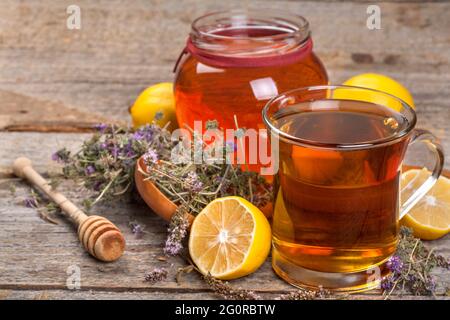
[
  {"xmin": 188, "ymin": 196, "xmax": 271, "ymax": 280},
  {"xmin": 401, "ymin": 169, "xmax": 450, "ymax": 240}
]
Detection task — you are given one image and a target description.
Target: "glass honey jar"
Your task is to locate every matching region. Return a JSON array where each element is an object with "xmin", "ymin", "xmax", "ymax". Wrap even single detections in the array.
[{"xmin": 174, "ymin": 10, "xmax": 328, "ymax": 170}]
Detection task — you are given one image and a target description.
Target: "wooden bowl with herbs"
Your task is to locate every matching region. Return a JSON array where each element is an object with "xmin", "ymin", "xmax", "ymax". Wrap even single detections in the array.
[
  {"xmin": 134, "ymin": 156, "xmax": 273, "ymax": 223},
  {"xmin": 135, "ymin": 157, "xmax": 192, "ymax": 222}
]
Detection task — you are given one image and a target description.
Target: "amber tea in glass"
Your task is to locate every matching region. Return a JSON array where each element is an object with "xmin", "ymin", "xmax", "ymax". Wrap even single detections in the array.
[{"xmin": 263, "ymin": 86, "xmax": 444, "ymax": 292}]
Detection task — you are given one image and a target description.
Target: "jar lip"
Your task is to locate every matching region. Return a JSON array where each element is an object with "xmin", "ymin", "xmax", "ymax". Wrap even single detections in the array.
[{"xmin": 191, "ymin": 9, "xmax": 310, "ymax": 43}]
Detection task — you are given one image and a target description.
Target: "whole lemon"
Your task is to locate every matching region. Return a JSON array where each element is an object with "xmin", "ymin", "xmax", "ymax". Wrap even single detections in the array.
[
  {"xmin": 130, "ymin": 82, "xmax": 178, "ymax": 131},
  {"xmin": 333, "ymin": 73, "xmax": 415, "ymax": 111}
]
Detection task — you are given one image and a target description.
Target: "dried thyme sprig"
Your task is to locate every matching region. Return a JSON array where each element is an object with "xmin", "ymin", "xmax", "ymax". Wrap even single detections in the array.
[
  {"xmin": 382, "ymin": 226, "xmax": 449, "ymax": 298},
  {"xmin": 53, "ymin": 123, "xmax": 173, "ymax": 208},
  {"xmin": 164, "ymin": 205, "xmax": 190, "ymax": 256},
  {"xmin": 204, "ymin": 274, "xmax": 262, "ymax": 300},
  {"xmin": 141, "ymin": 121, "xmax": 272, "ymax": 216},
  {"xmin": 276, "ymin": 288, "xmax": 333, "ymax": 300},
  {"xmin": 144, "ymin": 267, "xmax": 168, "ymax": 284},
  {"xmin": 128, "ymin": 220, "xmax": 146, "ymax": 239},
  {"xmin": 23, "ymin": 189, "xmax": 60, "ymax": 224},
  {"xmin": 140, "ymin": 123, "xmax": 273, "ymax": 256}
]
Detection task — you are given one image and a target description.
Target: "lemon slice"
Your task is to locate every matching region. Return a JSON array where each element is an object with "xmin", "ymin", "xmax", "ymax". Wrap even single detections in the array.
[
  {"xmin": 400, "ymin": 168, "xmax": 450, "ymax": 240},
  {"xmin": 188, "ymin": 196, "xmax": 271, "ymax": 280}
]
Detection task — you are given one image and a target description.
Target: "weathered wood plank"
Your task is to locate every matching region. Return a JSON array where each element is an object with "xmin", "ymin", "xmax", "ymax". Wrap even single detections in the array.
[
  {"xmin": 0, "ymin": 132, "xmax": 449, "ymax": 299},
  {"xmin": 1, "ymin": 289, "xmax": 448, "ymax": 301},
  {"xmin": 0, "ymin": 90, "xmax": 118, "ymax": 132},
  {"xmin": 0, "ymin": 0, "xmax": 449, "ymax": 300},
  {"xmin": 0, "ymin": 1, "xmax": 449, "ymax": 126}
]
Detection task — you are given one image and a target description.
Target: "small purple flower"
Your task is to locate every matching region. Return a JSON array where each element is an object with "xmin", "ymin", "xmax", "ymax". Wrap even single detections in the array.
[
  {"xmin": 99, "ymin": 142, "xmax": 108, "ymax": 150},
  {"xmin": 185, "ymin": 171, "xmax": 203, "ymax": 192},
  {"xmin": 85, "ymin": 165, "xmax": 95, "ymax": 175},
  {"xmin": 122, "ymin": 141, "xmax": 136, "ymax": 158},
  {"xmin": 51, "ymin": 149, "xmax": 70, "ymax": 163},
  {"xmin": 164, "ymin": 238, "xmax": 183, "ymax": 256},
  {"xmin": 51, "ymin": 152, "xmax": 60, "ymax": 162},
  {"xmin": 93, "ymin": 181, "xmax": 103, "ymax": 191},
  {"xmin": 143, "ymin": 148, "xmax": 158, "ymax": 166},
  {"xmin": 135, "ymin": 125, "xmax": 154, "ymax": 142},
  {"xmin": 381, "ymin": 278, "xmax": 394, "ymax": 291},
  {"xmin": 144, "ymin": 267, "xmax": 168, "ymax": 284},
  {"xmin": 425, "ymin": 276, "xmax": 436, "ymax": 292},
  {"xmin": 386, "ymin": 255, "xmax": 404, "ymax": 274},
  {"xmin": 164, "ymin": 212, "xmax": 189, "ymax": 256},
  {"xmin": 132, "ymin": 131, "xmax": 144, "ymax": 141},
  {"xmin": 129, "ymin": 221, "xmax": 145, "ymax": 238},
  {"xmin": 24, "ymin": 197, "xmax": 38, "ymax": 208},
  {"xmin": 110, "ymin": 145, "xmax": 120, "ymax": 158},
  {"xmin": 94, "ymin": 123, "xmax": 108, "ymax": 132}
]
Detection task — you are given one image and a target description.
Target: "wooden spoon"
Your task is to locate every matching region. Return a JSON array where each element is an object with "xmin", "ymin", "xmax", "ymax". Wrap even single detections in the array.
[
  {"xmin": 134, "ymin": 156, "xmax": 273, "ymax": 222},
  {"xmin": 13, "ymin": 157, "xmax": 125, "ymax": 262}
]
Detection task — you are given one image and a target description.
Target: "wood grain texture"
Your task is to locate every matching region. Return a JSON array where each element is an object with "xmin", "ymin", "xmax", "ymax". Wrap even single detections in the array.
[
  {"xmin": 0, "ymin": 133, "xmax": 449, "ymax": 299},
  {"xmin": 0, "ymin": 0, "xmax": 449, "ymax": 299},
  {"xmin": 0, "ymin": 90, "xmax": 116, "ymax": 132},
  {"xmin": 0, "ymin": 1, "xmax": 449, "ymax": 126}
]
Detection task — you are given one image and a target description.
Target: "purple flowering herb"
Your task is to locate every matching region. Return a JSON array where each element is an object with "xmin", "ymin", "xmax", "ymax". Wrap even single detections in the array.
[
  {"xmin": 135, "ymin": 125, "xmax": 154, "ymax": 142},
  {"xmin": 51, "ymin": 152, "xmax": 60, "ymax": 162},
  {"xmin": 129, "ymin": 220, "xmax": 145, "ymax": 238},
  {"xmin": 123, "ymin": 141, "xmax": 136, "ymax": 158},
  {"xmin": 386, "ymin": 255, "xmax": 403, "ymax": 274},
  {"xmin": 94, "ymin": 123, "xmax": 108, "ymax": 132},
  {"xmin": 203, "ymin": 274, "xmax": 262, "ymax": 300},
  {"xmin": 163, "ymin": 239, "xmax": 183, "ymax": 256},
  {"xmin": 144, "ymin": 267, "xmax": 168, "ymax": 284},
  {"xmin": 425, "ymin": 276, "xmax": 436, "ymax": 292},
  {"xmin": 85, "ymin": 165, "xmax": 96, "ymax": 175},
  {"xmin": 185, "ymin": 171, "xmax": 203, "ymax": 192},
  {"xmin": 132, "ymin": 131, "xmax": 144, "ymax": 141},
  {"xmin": 24, "ymin": 197, "xmax": 38, "ymax": 208},
  {"xmin": 93, "ymin": 181, "xmax": 103, "ymax": 192},
  {"xmin": 164, "ymin": 210, "xmax": 190, "ymax": 256},
  {"xmin": 143, "ymin": 148, "xmax": 158, "ymax": 167},
  {"xmin": 381, "ymin": 278, "xmax": 394, "ymax": 291},
  {"xmin": 51, "ymin": 148, "xmax": 70, "ymax": 164},
  {"xmin": 99, "ymin": 142, "xmax": 108, "ymax": 150},
  {"xmin": 110, "ymin": 145, "xmax": 119, "ymax": 158}
]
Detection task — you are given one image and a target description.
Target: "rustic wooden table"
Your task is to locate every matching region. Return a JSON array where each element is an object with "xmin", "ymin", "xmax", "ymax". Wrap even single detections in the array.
[{"xmin": 0, "ymin": 0, "xmax": 449, "ymax": 300}]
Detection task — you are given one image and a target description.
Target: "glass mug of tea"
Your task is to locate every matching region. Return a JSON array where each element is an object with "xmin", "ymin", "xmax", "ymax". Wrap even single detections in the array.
[{"xmin": 262, "ymin": 85, "xmax": 444, "ymax": 292}]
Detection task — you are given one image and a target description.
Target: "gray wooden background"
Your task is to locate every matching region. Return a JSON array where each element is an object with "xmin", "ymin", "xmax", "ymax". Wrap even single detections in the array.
[{"xmin": 0, "ymin": 0, "xmax": 449, "ymax": 299}]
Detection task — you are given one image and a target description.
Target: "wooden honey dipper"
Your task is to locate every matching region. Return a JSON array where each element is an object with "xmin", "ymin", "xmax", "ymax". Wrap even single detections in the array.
[{"xmin": 13, "ymin": 157, "xmax": 125, "ymax": 262}]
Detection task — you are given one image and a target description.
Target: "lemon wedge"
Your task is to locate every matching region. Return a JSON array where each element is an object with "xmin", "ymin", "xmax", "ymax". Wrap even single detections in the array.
[
  {"xmin": 188, "ymin": 196, "xmax": 271, "ymax": 280},
  {"xmin": 400, "ymin": 168, "xmax": 450, "ymax": 240}
]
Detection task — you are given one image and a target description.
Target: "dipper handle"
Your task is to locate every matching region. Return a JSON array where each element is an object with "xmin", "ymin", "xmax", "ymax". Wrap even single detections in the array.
[
  {"xmin": 13, "ymin": 157, "xmax": 125, "ymax": 262},
  {"xmin": 13, "ymin": 157, "xmax": 87, "ymax": 225}
]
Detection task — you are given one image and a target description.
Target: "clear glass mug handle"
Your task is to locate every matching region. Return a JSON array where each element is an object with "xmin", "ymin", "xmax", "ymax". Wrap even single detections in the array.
[{"xmin": 400, "ymin": 129, "xmax": 445, "ymax": 219}]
